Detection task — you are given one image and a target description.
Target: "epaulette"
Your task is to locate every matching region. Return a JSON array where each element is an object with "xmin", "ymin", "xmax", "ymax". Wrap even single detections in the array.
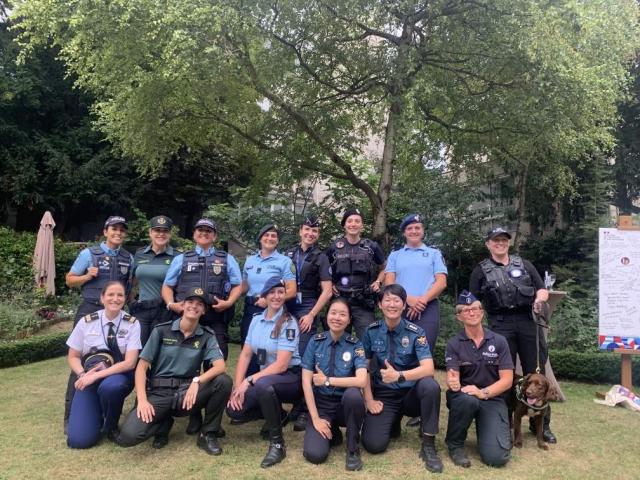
[
  {"xmin": 313, "ymin": 333, "xmax": 327, "ymax": 341},
  {"xmin": 85, "ymin": 312, "xmax": 99, "ymax": 323},
  {"xmin": 405, "ymin": 322, "xmax": 420, "ymax": 333},
  {"xmin": 203, "ymin": 325, "xmax": 216, "ymax": 335},
  {"xmin": 368, "ymin": 320, "xmax": 382, "ymax": 328},
  {"xmin": 345, "ymin": 335, "xmax": 358, "ymax": 344},
  {"xmin": 176, "ymin": 248, "xmax": 184, "ymax": 253},
  {"xmin": 123, "ymin": 313, "xmax": 137, "ymax": 323}
]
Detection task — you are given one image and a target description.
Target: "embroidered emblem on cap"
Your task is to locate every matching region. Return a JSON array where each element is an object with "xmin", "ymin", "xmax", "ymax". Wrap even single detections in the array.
[
  {"xmin": 194, "ymin": 288, "xmax": 204, "ymax": 295},
  {"xmin": 355, "ymin": 209, "xmax": 360, "ymax": 214},
  {"xmin": 158, "ymin": 217, "xmax": 166, "ymax": 224},
  {"xmin": 414, "ymin": 215, "xmax": 420, "ymax": 221}
]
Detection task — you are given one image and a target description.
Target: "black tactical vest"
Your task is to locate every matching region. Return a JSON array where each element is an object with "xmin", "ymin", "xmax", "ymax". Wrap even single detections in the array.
[
  {"xmin": 285, "ymin": 245, "xmax": 323, "ymax": 298},
  {"xmin": 480, "ymin": 255, "xmax": 536, "ymax": 312},
  {"xmin": 331, "ymin": 238, "xmax": 375, "ymax": 294},
  {"xmin": 80, "ymin": 246, "xmax": 132, "ymax": 302},
  {"xmin": 176, "ymin": 250, "xmax": 230, "ymax": 304}
]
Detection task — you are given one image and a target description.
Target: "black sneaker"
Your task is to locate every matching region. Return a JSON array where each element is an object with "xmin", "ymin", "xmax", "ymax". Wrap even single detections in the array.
[
  {"xmin": 346, "ymin": 448, "xmax": 363, "ymax": 471},
  {"xmin": 529, "ymin": 424, "xmax": 558, "ymax": 444},
  {"xmin": 449, "ymin": 447, "xmax": 471, "ymax": 468},
  {"xmin": 406, "ymin": 416, "xmax": 421, "ymax": 427},
  {"xmin": 106, "ymin": 428, "xmax": 122, "ymax": 445},
  {"xmin": 152, "ymin": 435, "xmax": 169, "ymax": 449},
  {"xmin": 197, "ymin": 433, "xmax": 222, "ymax": 456},
  {"xmin": 420, "ymin": 442, "xmax": 443, "ymax": 473},
  {"xmin": 390, "ymin": 419, "xmax": 402, "ymax": 438}
]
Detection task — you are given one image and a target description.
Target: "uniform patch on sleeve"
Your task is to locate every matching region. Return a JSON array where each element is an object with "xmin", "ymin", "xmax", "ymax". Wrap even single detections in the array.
[
  {"xmin": 314, "ymin": 333, "xmax": 327, "ymax": 341},
  {"xmin": 345, "ymin": 335, "xmax": 358, "ymax": 344},
  {"xmin": 290, "ymin": 263, "xmax": 296, "ymax": 274},
  {"xmin": 416, "ymin": 336, "xmax": 427, "ymax": 346},
  {"xmin": 406, "ymin": 322, "xmax": 419, "ymax": 333},
  {"xmin": 355, "ymin": 348, "xmax": 365, "ymax": 357},
  {"xmin": 286, "ymin": 329, "xmax": 296, "ymax": 341}
]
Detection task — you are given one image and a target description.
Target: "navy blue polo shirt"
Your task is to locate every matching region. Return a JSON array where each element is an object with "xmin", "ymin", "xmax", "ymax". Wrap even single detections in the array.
[
  {"xmin": 362, "ymin": 318, "xmax": 432, "ymax": 390},
  {"xmin": 445, "ymin": 327, "xmax": 514, "ymax": 388},
  {"xmin": 301, "ymin": 331, "xmax": 367, "ymax": 397}
]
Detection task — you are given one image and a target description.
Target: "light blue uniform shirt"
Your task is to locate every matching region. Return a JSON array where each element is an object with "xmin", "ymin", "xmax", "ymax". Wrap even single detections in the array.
[
  {"xmin": 243, "ymin": 250, "xmax": 296, "ymax": 296},
  {"xmin": 163, "ymin": 246, "xmax": 242, "ymax": 286},
  {"xmin": 245, "ymin": 307, "xmax": 301, "ymax": 369},
  {"xmin": 385, "ymin": 244, "xmax": 448, "ymax": 297},
  {"xmin": 70, "ymin": 242, "xmax": 125, "ymax": 275}
]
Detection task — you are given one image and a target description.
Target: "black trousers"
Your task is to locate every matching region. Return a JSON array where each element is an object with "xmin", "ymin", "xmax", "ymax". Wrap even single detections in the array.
[
  {"xmin": 240, "ymin": 299, "xmax": 266, "ymax": 376},
  {"xmin": 487, "ymin": 311, "xmax": 551, "ymax": 428},
  {"xmin": 445, "ymin": 390, "xmax": 511, "ymax": 467},
  {"xmin": 225, "ymin": 369, "xmax": 303, "ymax": 422},
  {"xmin": 287, "ymin": 297, "xmax": 318, "ymax": 358},
  {"xmin": 118, "ymin": 374, "xmax": 233, "ymax": 447},
  {"xmin": 172, "ymin": 306, "xmax": 231, "ymax": 361},
  {"xmin": 334, "ymin": 295, "xmax": 375, "ymax": 340},
  {"xmin": 130, "ymin": 300, "xmax": 171, "ymax": 347},
  {"xmin": 303, "ymin": 388, "xmax": 365, "ymax": 463},
  {"xmin": 361, "ymin": 377, "xmax": 441, "ymax": 454}
]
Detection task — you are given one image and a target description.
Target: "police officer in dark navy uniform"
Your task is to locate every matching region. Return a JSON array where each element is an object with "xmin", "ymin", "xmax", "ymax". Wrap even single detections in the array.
[
  {"xmin": 325, "ymin": 208, "xmax": 386, "ymax": 339},
  {"xmin": 130, "ymin": 215, "xmax": 177, "ymax": 346},
  {"xmin": 63, "ymin": 215, "xmax": 134, "ymax": 433},
  {"xmin": 360, "ymin": 284, "xmax": 443, "ymax": 473},
  {"xmin": 445, "ymin": 290, "xmax": 513, "ymax": 468},
  {"xmin": 301, "ymin": 298, "xmax": 367, "ymax": 471},
  {"xmin": 469, "ymin": 226, "xmax": 555, "ymax": 443},
  {"xmin": 284, "ymin": 214, "xmax": 333, "ymax": 430},
  {"xmin": 118, "ymin": 287, "xmax": 233, "ymax": 455}
]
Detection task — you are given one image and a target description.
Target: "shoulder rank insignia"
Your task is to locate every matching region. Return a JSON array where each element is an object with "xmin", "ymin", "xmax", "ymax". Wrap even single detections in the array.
[
  {"xmin": 345, "ymin": 335, "xmax": 358, "ymax": 344},
  {"xmin": 313, "ymin": 333, "xmax": 327, "ymax": 341},
  {"xmin": 368, "ymin": 320, "xmax": 382, "ymax": 328},
  {"xmin": 405, "ymin": 322, "xmax": 420, "ymax": 333},
  {"xmin": 85, "ymin": 312, "xmax": 100, "ymax": 322},
  {"xmin": 122, "ymin": 313, "xmax": 137, "ymax": 323}
]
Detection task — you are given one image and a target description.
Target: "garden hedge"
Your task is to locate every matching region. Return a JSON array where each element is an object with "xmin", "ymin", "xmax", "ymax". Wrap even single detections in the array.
[{"xmin": 0, "ymin": 332, "xmax": 69, "ymax": 368}]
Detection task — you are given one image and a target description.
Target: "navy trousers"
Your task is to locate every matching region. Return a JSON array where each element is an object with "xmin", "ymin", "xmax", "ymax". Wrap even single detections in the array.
[
  {"xmin": 240, "ymin": 299, "xmax": 266, "ymax": 376},
  {"xmin": 287, "ymin": 297, "xmax": 318, "ymax": 357},
  {"xmin": 403, "ymin": 299, "xmax": 440, "ymax": 354},
  {"xmin": 303, "ymin": 388, "xmax": 366, "ymax": 463},
  {"xmin": 67, "ymin": 371, "xmax": 134, "ymax": 449},
  {"xmin": 361, "ymin": 377, "xmax": 441, "ymax": 454}
]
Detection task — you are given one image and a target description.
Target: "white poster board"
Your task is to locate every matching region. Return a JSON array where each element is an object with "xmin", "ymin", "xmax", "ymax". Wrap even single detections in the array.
[{"xmin": 599, "ymin": 228, "xmax": 640, "ymax": 350}]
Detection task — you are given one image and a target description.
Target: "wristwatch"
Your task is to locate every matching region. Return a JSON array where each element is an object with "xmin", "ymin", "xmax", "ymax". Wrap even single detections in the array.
[
  {"xmin": 397, "ymin": 371, "xmax": 406, "ymax": 384},
  {"xmin": 482, "ymin": 388, "xmax": 489, "ymax": 399},
  {"xmin": 324, "ymin": 378, "xmax": 331, "ymax": 387},
  {"xmin": 166, "ymin": 301, "xmax": 174, "ymax": 311},
  {"xmin": 192, "ymin": 376, "xmax": 200, "ymax": 384},
  {"xmin": 247, "ymin": 375, "xmax": 254, "ymax": 386}
]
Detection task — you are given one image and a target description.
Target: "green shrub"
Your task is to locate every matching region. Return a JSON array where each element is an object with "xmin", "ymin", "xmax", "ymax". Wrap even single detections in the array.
[
  {"xmin": 0, "ymin": 332, "xmax": 69, "ymax": 368},
  {"xmin": 0, "ymin": 226, "xmax": 36, "ymax": 299},
  {"xmin": 0, "ymin": 302, "xmax": 40, "ymax": 339}
]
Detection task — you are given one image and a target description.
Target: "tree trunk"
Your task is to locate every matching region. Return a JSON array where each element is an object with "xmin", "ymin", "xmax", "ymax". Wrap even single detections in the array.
[{"xmin": 513, "ymin": 163, "xmax": 529, "ymax": 252}]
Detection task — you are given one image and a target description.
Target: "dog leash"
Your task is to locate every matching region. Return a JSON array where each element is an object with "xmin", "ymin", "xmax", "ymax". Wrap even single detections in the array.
[{"xmin": 532, "ymin": 301, "xmax": 550, "ymax": 374}]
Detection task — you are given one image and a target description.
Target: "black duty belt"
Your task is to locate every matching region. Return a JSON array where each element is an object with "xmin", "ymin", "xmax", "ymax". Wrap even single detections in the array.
[
  {"xmin": 300, "ymin": 289, "xmax": 318, "ymax": 298},
  {"xmin": 137, "ymin": 299, "xmax": 165, "ymax": 308},
  {"xmin": 148, "ymin": 377, "xmax": 192, "ymax": 388}
]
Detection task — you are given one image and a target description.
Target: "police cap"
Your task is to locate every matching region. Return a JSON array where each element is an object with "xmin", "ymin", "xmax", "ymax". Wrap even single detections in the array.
[
  {"xmin": 486, "ymin": 226, "xmax": 512, "ymax": 241},
  {"xmin": 104, "ymin": 216, "xmax": 128, "ymax": 229},
  {"xmin": 195, "ymin": 218, "xmax": 217, "ymax": 232},
  {"xmin": 300, "ymin": 214, "xmax": 320, "ymax": 228},
  {"xmin": 184, "ymin": 286, "xmax": 207, "ymax": 305},
  {"xmin": 400, "ymin": 213, "xmax": 423, "ymax": 232},
  {"xmin": 341, "ymin": 208, "xmax": 364, "ymax": 227},
  {"xmin": 150, "ymin": 215, "xmax": 173, "ymax": 229},
  {"xmin": 260, "ymin": 276, "xmax": 286, "ymax": 298},
  {"xmin": 256, "ymin": 224, "xmax": 280, "ymax": 244},
  {"xmin": 457, "ymin": 289, "xmax": 478, "ymax": 305}
]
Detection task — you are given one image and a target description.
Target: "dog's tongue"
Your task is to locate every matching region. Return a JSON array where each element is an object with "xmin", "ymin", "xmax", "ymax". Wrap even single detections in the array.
[{"xmin": 527, "ymin": 397, "xmax": 537, "ymax": 406}]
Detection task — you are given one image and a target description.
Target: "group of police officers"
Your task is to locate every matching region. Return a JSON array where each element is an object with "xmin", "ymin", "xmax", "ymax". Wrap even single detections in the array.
[{"xmin": 62, "ymin": 210, "xmax": 555, "ymax": 473}]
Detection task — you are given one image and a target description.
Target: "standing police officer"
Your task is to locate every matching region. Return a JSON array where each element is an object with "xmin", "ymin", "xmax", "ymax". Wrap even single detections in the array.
[
  {"xmin": 325, "ymin": 208, "xmax": 386, "ymax": 339},
  {"xmin": 284, "ymin": 214, "xmax": 333, "ymax": 430},
  {"xmin": 445, "ymin": 290, "xmax": 513, "ymax": 468},
  {"xmin": 63, "ymin": 215, "xmax": 134, "ymax": 433},
  {"xmin": 130, "ymin": 215, "xmax": 176, "ymax": 346},
  {"xmin": 469, "ymin": 226, "xmax": 555, "ymax": 443},
  {"xmin": 360, "ymin": 284, "xmax": 443, "ymax": 473},
  {"xmin": 118, "ymin": 287, "xmax": 233, "ymax": 455}
]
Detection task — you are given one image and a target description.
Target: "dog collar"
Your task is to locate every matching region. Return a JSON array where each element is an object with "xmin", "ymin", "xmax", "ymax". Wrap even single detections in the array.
[{"xmin": 515, "ymin": 378, "xmax": 549, "ymax": 411}]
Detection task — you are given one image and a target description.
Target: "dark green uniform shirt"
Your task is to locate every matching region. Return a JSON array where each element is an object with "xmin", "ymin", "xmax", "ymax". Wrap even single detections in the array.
[
  {"xmin": 133, "ymin": 245, "xmax": 177, "ymax": 301},
  {"xmin": 140, "ymin": 320, "xmax": 223, "ymax": 378}
]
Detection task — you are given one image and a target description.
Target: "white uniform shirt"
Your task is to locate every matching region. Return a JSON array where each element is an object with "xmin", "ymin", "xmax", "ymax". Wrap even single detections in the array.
[{"xmin": 66, "ymin": 309, "xmax": 142, "ymax": 356}]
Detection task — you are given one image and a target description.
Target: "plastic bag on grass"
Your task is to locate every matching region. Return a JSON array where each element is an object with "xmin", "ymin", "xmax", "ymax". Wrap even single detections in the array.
[{"xmin": 594, "ymin": 385, "xmax": 640, "ymax": 412}]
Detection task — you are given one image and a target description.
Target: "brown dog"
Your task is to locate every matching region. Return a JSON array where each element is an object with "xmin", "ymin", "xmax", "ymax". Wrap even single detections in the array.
[{"xmin": 512, "ymin": 373, "xmax": 557, "ymax": 450}]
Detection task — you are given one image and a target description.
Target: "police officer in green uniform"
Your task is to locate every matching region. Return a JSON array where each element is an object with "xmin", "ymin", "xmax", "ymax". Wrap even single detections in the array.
[
  {"xmin": 469, "ymin": 226, "xmax": 555, "ymax": 443},
  {"xmin": 118, "ymin": 287, "xmax": 233, "ymax": 454},
  {"xmin": 445, "ymin": 290, "xmax": 513, "ymax": 468},
  {"xmin": 130, "ymin": 215, "xmax": 177, "ymax": 346},
  {"xmin": 325, "ymin": 208, "xmax": 386, "ymax": 339}
]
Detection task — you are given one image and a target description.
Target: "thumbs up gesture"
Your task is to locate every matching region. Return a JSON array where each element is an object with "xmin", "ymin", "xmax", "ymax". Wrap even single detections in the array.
[
  {"xmin": 312, "ymin": 364, "xmax": 328, "ymax": 387},
  {"xmin": 380, "ymin": 359, "xmax": 399, "ymax": 384}
]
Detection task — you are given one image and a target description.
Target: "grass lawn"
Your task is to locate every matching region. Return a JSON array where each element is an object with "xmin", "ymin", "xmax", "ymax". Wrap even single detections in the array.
[{"xmin": 1, "ymin": 344, "xmax": 639, "ymax": 479}]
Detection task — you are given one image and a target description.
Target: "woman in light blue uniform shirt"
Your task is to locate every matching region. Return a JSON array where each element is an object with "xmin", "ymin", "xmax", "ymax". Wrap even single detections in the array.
[{"xmin": 227, "ymin": 276, "xmax": 302, "ymax": 469}]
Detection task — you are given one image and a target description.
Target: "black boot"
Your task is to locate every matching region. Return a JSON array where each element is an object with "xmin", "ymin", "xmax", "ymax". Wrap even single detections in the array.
[
  {"xmin": 259, "ymin": 386, "xmax": 286, "ymax": 468},
  {"xmin": 186, "ymin": 411, "xmax": 203, "ymax": 435},
  {"xmin": 419, "ymin": 436, "xmax": 443, "ymax": 473},
  {"xmin": 153, "ymin": 416, "xmax": 174, "ymax": 449},
  {"xmin": 260, "ymin": 408, "xmax": 289, "ymax": 440},
  {"xmin": 406, "ymin": 416, "xmax": 421, "ymax": 427}
]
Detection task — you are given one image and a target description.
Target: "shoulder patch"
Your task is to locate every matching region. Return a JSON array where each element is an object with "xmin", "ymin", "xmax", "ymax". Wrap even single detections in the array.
[
  {"xmin": 405, "ymin": 322, "xmax": 420, "ymax": 333},
  {"xmin": 368, "ymin": 320, "xmax": 382, "ymax": 328},
  {"xmin": 176, "ymin": 248, "xmax": 184, "ymax": 253},
  {"xmin": 85, "ymin": 312, "xmax": 100, "ymax": 322},
  {"xmin": 313, "ymin": 333, "xmax": 327, "ymax": 341},
  {"xmin": 345, "ymin": 335, "xmax": 358, "ymax": 344}
]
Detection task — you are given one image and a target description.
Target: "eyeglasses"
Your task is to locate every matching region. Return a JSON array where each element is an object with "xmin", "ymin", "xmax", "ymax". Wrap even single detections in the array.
[{"xmin": 459, "ymin": 306, "xmax": 483, "ymax": 315}]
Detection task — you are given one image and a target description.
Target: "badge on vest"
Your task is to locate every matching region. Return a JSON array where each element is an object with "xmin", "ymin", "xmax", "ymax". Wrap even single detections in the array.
[
  {"xmin": 336, "ymin": 241, "xmax": 344, "ymax": 249},
  {"xmin": 286, "ymin": 329, "xmax": 296, "ymax": 341},
  {"xmin": 121, "ymin": 266, "xmax": 128, "ymax": 274},
  {"xmin": 213, "ymin": 265, "xmax": 222, "ymax": 275},
  {"xmin": 343, "ymin": 351, "xmax": 351, "ymax": 362},
  {"xmin": 510, "ymin": 269, "xmax": 523, "ymax": 278},
  {"xmin": 341, "ymin": 277, "xmax": 349, "ymax": 286}
]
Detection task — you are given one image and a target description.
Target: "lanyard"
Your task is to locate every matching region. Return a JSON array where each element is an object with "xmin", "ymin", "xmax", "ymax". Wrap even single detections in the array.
[{"xmin": 295, "ymin": 246, "xmax": 313, "ymax": 286}]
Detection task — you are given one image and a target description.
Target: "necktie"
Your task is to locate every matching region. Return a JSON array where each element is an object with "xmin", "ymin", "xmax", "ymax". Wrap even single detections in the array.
[
  {"xmin": 387, "ymin": 330, "xmax": 395, "ymax": 366},
  {"xmin": 107, "ymin": 322, "xmax": 119, "ymax": 353},
  {"xmin": 328, "ymin": 341, "xmax": 337, "ymax": 377}
]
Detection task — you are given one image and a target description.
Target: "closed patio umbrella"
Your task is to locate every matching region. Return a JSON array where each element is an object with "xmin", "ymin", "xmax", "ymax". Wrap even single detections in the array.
[{"xmin": 34, "ymin": 211, "xmax": 56, "ymax": 295}]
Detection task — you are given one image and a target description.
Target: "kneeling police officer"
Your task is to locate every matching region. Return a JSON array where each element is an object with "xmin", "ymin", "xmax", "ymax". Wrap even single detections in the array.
[{"xmin": 118, "ymin": 287, "xmax": 233, "ymax": 455}]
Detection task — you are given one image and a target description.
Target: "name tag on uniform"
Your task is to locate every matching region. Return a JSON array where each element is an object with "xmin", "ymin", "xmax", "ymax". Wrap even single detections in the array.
[
  {"xmin": 87, "ymin": 332, "xmax": 100, "ymax": 336},
  {"xmin": 257, "ymin": 348, "xmax": 267, "ymax": 365}
]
